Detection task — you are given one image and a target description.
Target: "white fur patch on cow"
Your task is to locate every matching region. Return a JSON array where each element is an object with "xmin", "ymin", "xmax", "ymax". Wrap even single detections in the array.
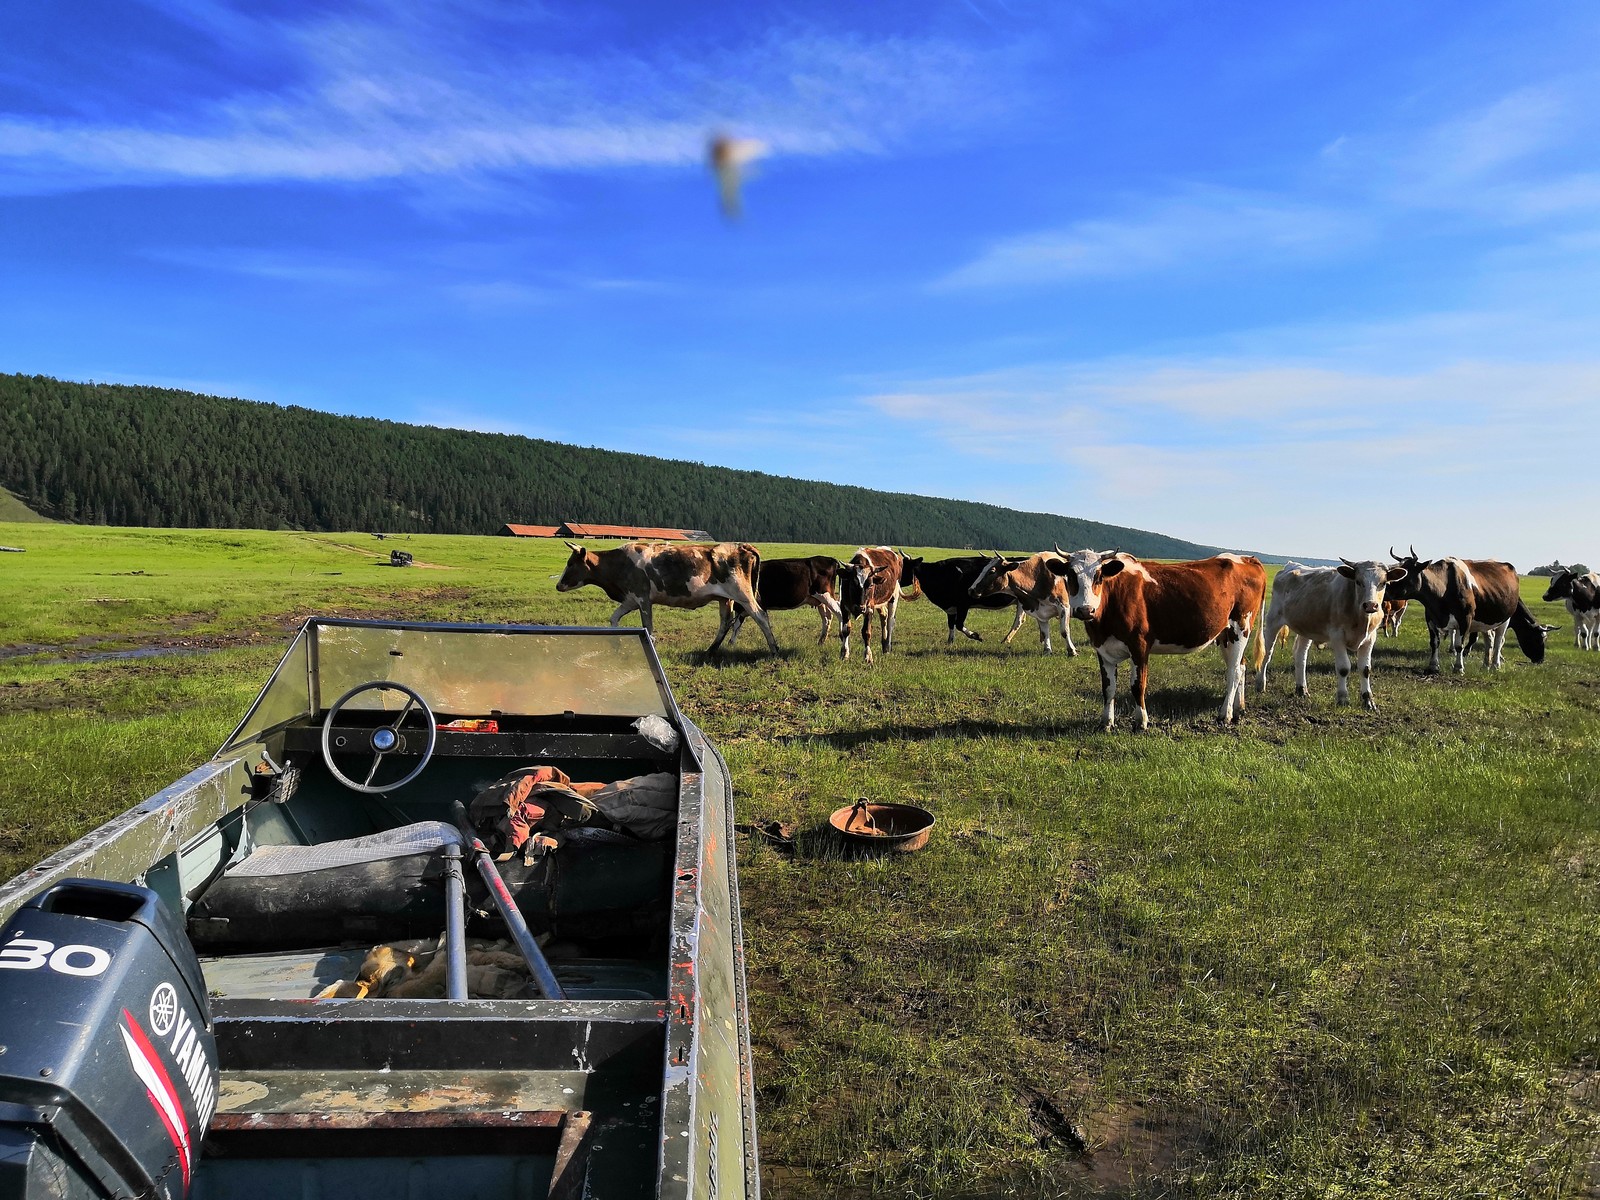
[{"xmin": 1098, "ymin": 635, "xmax": 1133, "ymax": 662}]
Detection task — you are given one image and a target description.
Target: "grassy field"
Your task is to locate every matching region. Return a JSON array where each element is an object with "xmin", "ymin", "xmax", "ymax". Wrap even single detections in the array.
[{"xmin": 1, "ymin": 524, "xmax": 1596, "ymax": 1198}]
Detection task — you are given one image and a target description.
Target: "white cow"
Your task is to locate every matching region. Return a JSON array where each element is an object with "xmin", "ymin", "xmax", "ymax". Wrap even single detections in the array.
[{"xmin": 1254, "ymin": 558, "xmax": 1407, "ymax": 712}]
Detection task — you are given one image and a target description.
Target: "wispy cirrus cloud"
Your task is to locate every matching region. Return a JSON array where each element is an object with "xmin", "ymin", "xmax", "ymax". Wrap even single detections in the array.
[
  {"xmin": 0, "ymin": 2, "xmax": 1019, "ymax": 195},
  {"xmin": 942, "ymin": 75, "xmax": 1600, "ymax": 293},
  {"xmin": 936, "ymin": 187, "xmax": 1367, "ymax": 289}
]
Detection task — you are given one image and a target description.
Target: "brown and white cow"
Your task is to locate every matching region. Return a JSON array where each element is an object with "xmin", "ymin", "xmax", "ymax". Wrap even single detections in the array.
[
  {"xmin": 967, "ymin": 551, "xmax": 1078, "ymax": 654},
  {"xmin": 727, "ymin": 555, "xmax": 842, "ymax": 647},
  {"xmin": 837, "ymin": 546, "xmax": 908, "ymax": 662},
  {"xmin": 1047, "ymin": 548, "xmax": 1267, "ymax": 731},
  {"xmin": 1254, "ymin": 559, "xmax": 1407, "ymax": 711},
  {"xmin": 1379, "ymin": 595, "xmax": 1409, "ymax": 638},
  {"xmin": 554, "ymin": 540, "xmax": 778, "ymax": 655},
  {"xmin": 1386, "ymin": 547, "xmax": 1553, "ymax": 673}
]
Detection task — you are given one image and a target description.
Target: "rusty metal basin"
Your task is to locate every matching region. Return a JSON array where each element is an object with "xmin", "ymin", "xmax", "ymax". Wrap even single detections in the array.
[{"xmin": 828, "ymin": 801, "xmax": 935, "ymax": 853}]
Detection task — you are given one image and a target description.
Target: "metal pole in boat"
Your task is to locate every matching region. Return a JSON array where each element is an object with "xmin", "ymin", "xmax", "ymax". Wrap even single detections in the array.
[
  {"xmin": 452, "ymin": 803, "xmax": 566, "ymax": 1001},
  {"xmin": 440, "ymin": 841, "xmax": 470, "ymax": 1001}
]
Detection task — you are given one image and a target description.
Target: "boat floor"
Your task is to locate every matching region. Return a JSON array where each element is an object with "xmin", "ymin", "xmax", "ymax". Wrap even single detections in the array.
[{"xmin": 201, "ymin": 946, "xmax": 666, "ymax": 1001}]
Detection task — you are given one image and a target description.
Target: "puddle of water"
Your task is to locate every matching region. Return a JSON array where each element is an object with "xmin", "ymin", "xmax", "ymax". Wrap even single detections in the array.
[
  {"xmin": 0, "ymin": 643, "xmax": 221, "ymax": 665},
  {"xmin": 77, "ymin": 646, "xmax": 216, "ymax": 663}
]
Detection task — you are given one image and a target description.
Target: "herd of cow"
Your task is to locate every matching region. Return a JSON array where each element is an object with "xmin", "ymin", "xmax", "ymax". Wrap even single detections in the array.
[{"xmin": 553, "ymin": 540, "xmax": 1599, "ymax": 732}]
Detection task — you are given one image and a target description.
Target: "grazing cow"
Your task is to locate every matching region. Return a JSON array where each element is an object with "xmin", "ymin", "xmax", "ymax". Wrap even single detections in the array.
[
  {"xmin": 1542, "ymin": 569, "xmax": 1600, "ymax": 650},
  {"xmin": 967, "ymin": 552, "xmax": 1079, "ymax": 655},
  {"xmin": 901, "ymin": 555, "xmax": 1026, "ymax": 644},
  {"xmin": 837, "ymin": 546, "xmax": 907, "ymax": 662},
  {"xmin": 727, "ymin": 555, "xmax": 842, "ymax": 647},
  {"xmin": 1254, "ymin": 559, "xmax": 1408, "ymax": 711},
  {"xmin": 1047, "ymin": 549, "xmax": 1267, "ymax": 731},
  {"xmin": 1385, "ymin": 547, "xmax": 1553, "ymax": 673},
  {"xmin": 1379, "ymin": 594, "xmax": 1409, "ymax": 638},
  {"xmin": 554, "ymin": 540, "xmax": 778, "ymax": 655}
]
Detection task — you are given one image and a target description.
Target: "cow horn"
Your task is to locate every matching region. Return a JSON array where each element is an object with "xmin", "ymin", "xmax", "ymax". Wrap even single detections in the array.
[
  {"xmin": 564, "ymin": 540, "xmax": 582, "ymax": 552},
  {"xmin": 1054, "ymin": 543, "xmax": 1066, "ymax": 557},
  {"xmin": 1410, "ymin": 544, "xmax": 1417, "ymax": 559},
  {"xmin": 1340, "ymin": 556, "xmax": 1357, "ymax": 568},
  {"xmin": 1389, "ymin": 546, "xmax": 1399, "ymax": 562}
]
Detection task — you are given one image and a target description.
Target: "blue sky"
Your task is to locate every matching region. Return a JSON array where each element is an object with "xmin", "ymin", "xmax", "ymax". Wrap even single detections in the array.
[{"xmin": 2, "ymin": 0, "xmax": 1597, "ymax": 562}]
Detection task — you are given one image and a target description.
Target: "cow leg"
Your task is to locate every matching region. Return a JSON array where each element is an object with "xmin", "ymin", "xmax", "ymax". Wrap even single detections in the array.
[
  {"xmin": 748, "ymin": 606, "xmax": 781, "ymax": 654},
  {"xmin": 1097, "ymin": 651, "xmax": 1119, "ymax": 732},
  {"xmin": 1357, "ymin": 635, "xmax": 1379, "ymax": 712},
  {"xmin": 952, "ymin": 606, "xmax": 982, "ymax": 642},
  {"xmin": 840, "ymin": 615, "xmax": 853, "ymax": 660},
  {"xmin": 1219, "ymin": 628, "xmax": 1248, "ymax": 724},
  {"xmin": 945, "ymin": 608, "xmax": 959, "ymax": 644},
  {"xmin": 883, "ymin": 597, "xmax": 899, "ymax": 655},
  {"xmin": 862, "ymin": 609, "xmax": 875, "ymax": 665},
  {"xmin": 1060, "ymin": 615, "xmax": 1077, "ymax": 657},
  {"xmin": 609, "ymin": 597, "xmax": 641, "ymax": 628},
  {"xmin": 1425, "ymin": 621, "xmax": 1442, "ymax": 674},
  {"xmin": 705, "ymin": 600, "xmax": 738, "ymax": 656},
  {"xmin": 1002, "ymin": 606, "xmax": 1025, "ymax": 645},
  {"xmin": 1331, "ymin": 639, "xmax": 1353, "ymax": 706},
  {"xmin": 816, "ymin": 595, "xmax": 840, "ymax": 644},
  {"xmin": 1453, "ymin": 622, "xmax": 1469, "ymax": 673},
  {"xmin": 1131, "ymin": 654, "xmax": 1152, "ymax": 731},
  {"xmin": 1036, "ymin": 614, "xmax": 1052, "ymax": 654},
  {"xmin": 726, "ymin": 610, "xmax": 744, "ymax": 649},
  {"xmin": 1255, "ymin": 619, "xmax": 1283, "ymax": 693},
  {"xmin": 1292, "ymin": 634, "xmax": 1312, "ymax": 697}
]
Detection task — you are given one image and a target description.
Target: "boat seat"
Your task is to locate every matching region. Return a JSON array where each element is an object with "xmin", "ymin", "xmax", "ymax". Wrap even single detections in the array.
[
  {"xmin": 187, "ymin": 821, "xmax": 461, "ymax": 952},
  {"xmin": 188, "ymin": 819, "xmax": 674, "ymax": 952}
]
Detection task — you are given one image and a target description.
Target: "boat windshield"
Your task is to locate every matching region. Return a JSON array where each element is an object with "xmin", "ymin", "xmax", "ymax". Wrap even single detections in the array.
[{"xmin": 221, "ymin": 620, "xmax": 672, "ymax": 753}]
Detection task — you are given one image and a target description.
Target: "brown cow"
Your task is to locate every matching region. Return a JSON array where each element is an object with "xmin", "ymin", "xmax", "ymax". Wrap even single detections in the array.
[
  {"xmin": 837, "ymin": 546, "xmax": 907, "ymax": 663},
  {"xmin": 554, "ymin": 540, "xmax": 778, "ymax": 655},
  {"xmin": 1048, "ymin": 548, "xmax": 1267, "ymax": 731},
  {"xmin": 728, "ymin": 555, "xmax": 842, "ymax": 646},
  {"xmin": 967, "ymin": 551, "xmax": 1078, "ymax": 654}
]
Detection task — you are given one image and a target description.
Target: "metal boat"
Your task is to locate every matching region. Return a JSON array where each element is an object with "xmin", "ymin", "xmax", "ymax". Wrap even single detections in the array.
[{"xmin": 0, "ymin": 618, "xmax": 759, "ymax": 1200}]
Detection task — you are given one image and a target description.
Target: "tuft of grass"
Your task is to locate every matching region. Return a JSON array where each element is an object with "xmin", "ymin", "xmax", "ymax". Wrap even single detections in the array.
[{"xmin": 1, "ymin": 529, "xmax": 1597, "ymax": 1197}]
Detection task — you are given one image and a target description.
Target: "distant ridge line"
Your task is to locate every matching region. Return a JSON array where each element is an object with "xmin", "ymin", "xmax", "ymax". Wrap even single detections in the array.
[{"xmin": 0, "ymin": 373, "xmax": 1287, "ymax": 559}]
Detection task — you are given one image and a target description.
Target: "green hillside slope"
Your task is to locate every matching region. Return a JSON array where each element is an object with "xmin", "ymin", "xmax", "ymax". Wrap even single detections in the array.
[
  {"xmin": 0, "ymin": 487, "xmax": 54, "ymax": 523},
  {"xmin": 0, "ymin": 373, "xmax": 1220, "ymax": 558}
]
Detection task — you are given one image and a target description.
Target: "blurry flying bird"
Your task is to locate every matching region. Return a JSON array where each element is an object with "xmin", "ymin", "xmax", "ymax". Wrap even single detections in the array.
[{"xmin": 708, "ymin": 132, "xmax": 766, "ymax": 220}]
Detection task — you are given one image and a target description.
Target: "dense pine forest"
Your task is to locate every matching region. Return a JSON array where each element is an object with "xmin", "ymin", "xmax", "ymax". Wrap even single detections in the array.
[{"xmin": 0, "ymin": 374, "xmax": 1221, "ymax": 557}]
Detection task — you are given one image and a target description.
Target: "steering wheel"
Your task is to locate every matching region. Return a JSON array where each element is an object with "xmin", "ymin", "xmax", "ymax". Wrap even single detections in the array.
[{"xmin": 320, "ymin": 681, "xmax": 438, "ymax": 794}]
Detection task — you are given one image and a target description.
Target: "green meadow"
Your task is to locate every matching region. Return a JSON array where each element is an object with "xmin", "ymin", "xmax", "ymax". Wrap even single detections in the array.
[{"xmin": 1, "ymin": 524, "xmax": 1596, "ymax": 1198}]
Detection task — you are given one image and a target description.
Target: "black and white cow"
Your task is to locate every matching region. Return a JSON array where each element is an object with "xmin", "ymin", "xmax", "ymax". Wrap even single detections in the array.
[
  {"xmin": 901, "ymin": 555, "xmax": 1025, "ymax": 644},
  {"xmin": 1542, "ymin": 569, "xmax": 1600, "ymax": 650},
  {"xmin": 554, "ymin": 540, "xmax": 778, "ymax": 655},
  {"xmin": 1386, "ymin": 547, "xmax": 1553, "ymax": 673}
]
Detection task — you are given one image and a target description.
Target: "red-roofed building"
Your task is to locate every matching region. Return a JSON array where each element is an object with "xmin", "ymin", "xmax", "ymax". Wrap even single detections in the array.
[
  {"xmin": 557, "ymin": 522, "xmax": 713, "ymax": 542},
  {"xmin": 500, "ymin": 524, "xmax": 562, "ymax": 538}
]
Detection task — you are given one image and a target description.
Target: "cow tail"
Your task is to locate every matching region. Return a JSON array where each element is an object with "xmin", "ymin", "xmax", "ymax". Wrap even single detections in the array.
[
  {"xmin": 744, "ymin": 543, "xmax": 762, "ymax": 614},
  {"xmin": 1249, "ymin": 588, "xmax": 1268, "ymax": 672},
  {"xmin": 1509, "ymin": 600, "xmax": 1547, "ymax": 664}
]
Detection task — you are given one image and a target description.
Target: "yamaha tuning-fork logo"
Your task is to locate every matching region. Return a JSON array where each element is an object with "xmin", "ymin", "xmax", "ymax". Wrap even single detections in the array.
[{"xmin": 149, "ymin": 982, "xmax": 178, "ymax": 1037}]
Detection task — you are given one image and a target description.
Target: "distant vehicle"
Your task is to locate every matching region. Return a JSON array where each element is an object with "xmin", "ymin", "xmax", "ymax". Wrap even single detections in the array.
[
  {"xmin": 390, "ymin": 549, "xmax": 414, "ymax": 567},
  {"xmin": 0, "ymin": 618, "xmax": 759, "ymax": 1199}
]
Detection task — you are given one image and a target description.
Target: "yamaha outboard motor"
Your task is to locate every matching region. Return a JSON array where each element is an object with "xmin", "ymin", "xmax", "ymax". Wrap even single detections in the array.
[{"xmin": 0, "ymin": 880, "xmax": 217, "ymax": 1200}]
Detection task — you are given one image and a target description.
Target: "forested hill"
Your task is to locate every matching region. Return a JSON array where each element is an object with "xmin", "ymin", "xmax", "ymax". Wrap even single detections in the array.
[{"xmin": 0, "ymin": 373, "xmax": 1221, "ymax": 557}]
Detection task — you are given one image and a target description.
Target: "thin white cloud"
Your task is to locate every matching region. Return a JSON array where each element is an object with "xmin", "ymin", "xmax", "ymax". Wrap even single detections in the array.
[
  {"xmin": 0, "ymin": 5, "xmax": 1017, "ymax": 193},
  {"xmin": 937, "ymin": 187, "xmax": 1366, "ymax": 289},
  {"xmin": 855, "ymin": 353, "xmax": 1600, "ymax": 561}
]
